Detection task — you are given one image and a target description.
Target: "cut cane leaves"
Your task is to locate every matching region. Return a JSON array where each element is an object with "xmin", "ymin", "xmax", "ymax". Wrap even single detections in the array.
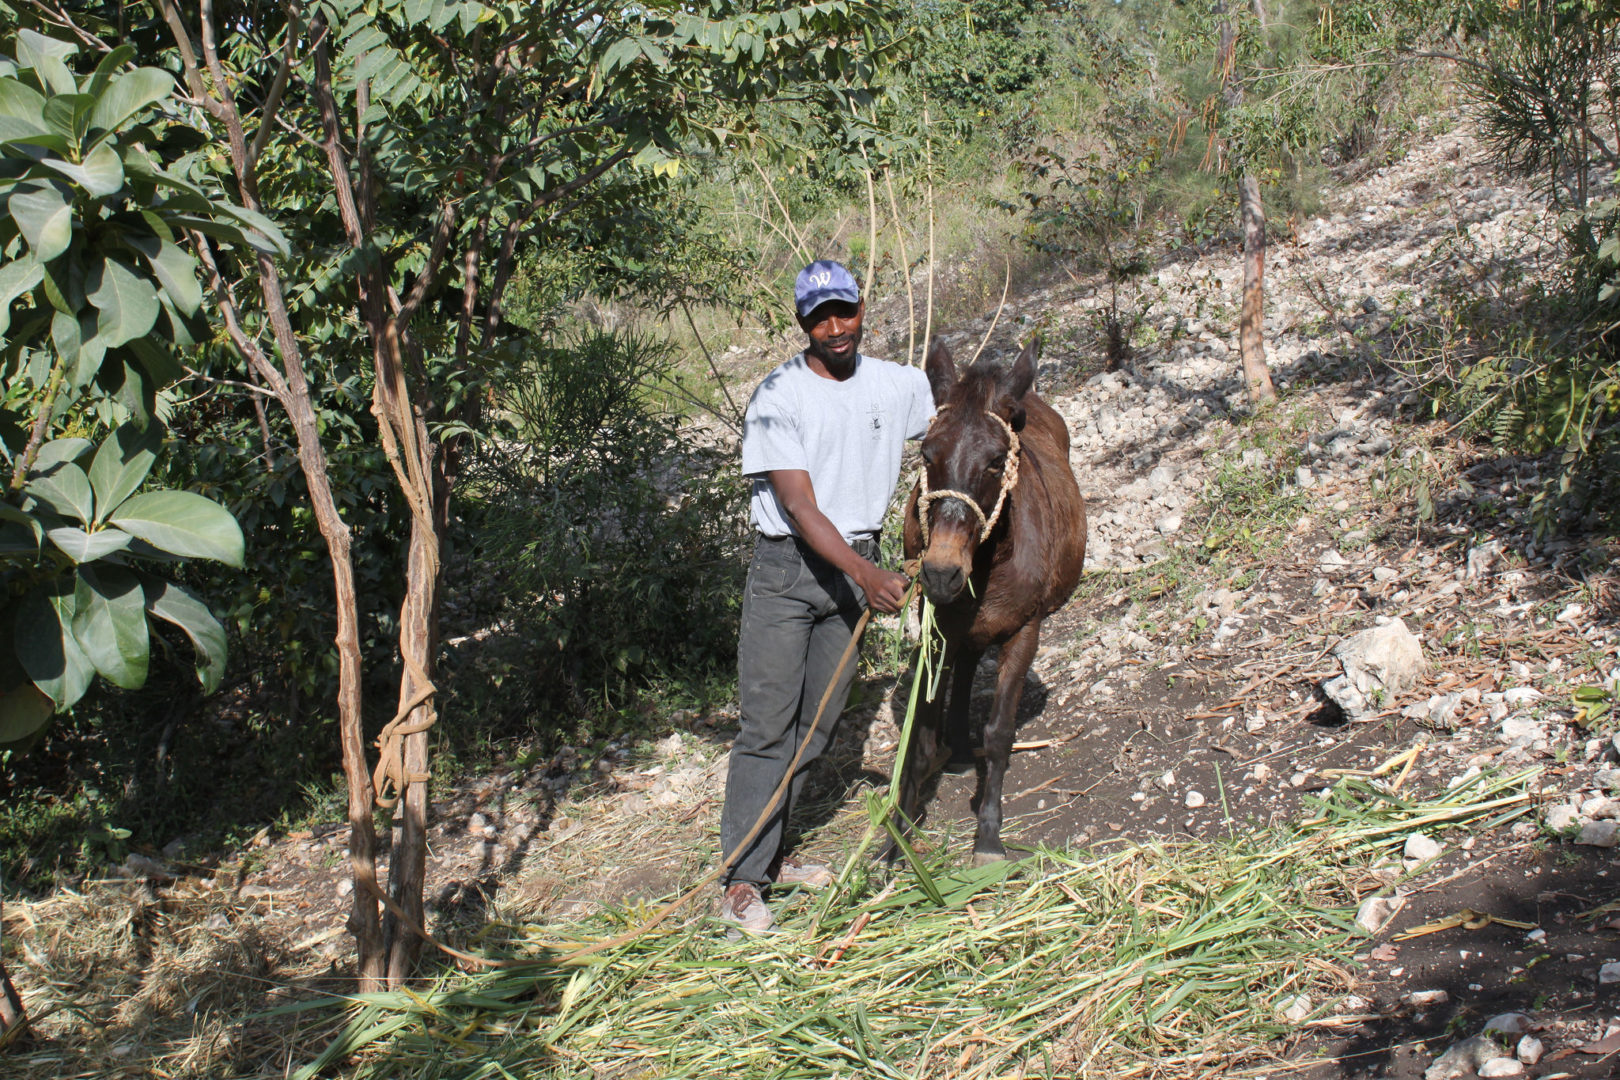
[
  {"xmin": 88, "ymin": 420, "xmax": 161, "ymax": 522},
  {"xmin": 9, "ymin": 180, "xmax": 74, "ymax": 261},
  {"xmin": 71, "ymin": 565, "xmax": 148, "ymax": 690},
  {"xmin": 142, "ymin": 577, "xmax": 227, "ymax": 694},
  {"xmin": 108, "ymin": 490, "xmax": 244, "ymax": 566},
  {"xmin": 14, "ymin": 585, "xmax": 93, "ymax": 709},
  {"xmin": 87, "ymin": 256, "xmax": 159, "ymax": 347}
]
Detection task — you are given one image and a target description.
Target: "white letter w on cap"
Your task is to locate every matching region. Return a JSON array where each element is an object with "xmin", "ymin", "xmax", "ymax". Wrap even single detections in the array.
[{"xmin": 812, "ymin": 271, "xmax": 831, "ymax": 286}]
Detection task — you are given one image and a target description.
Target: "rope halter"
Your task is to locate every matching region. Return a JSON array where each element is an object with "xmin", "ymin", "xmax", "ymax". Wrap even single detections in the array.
[{"xmin": 916, "ymin": 407, "xmax": 1021, "ymax": 546}]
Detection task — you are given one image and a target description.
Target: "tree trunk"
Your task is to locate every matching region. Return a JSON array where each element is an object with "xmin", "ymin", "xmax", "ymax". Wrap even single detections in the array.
[
  {"xmin": 1238, "ymin": 171, "xmax": 1276, "ymax": 404},
  {"xmin": 383, "ymin": 509, "xmax": 440, "ymax": 984}
]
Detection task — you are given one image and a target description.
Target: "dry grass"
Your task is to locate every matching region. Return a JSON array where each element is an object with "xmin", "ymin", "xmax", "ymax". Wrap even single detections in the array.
[{"xmin": 3, "ymin": 878, "xmax": 350, "ymax": 1079}]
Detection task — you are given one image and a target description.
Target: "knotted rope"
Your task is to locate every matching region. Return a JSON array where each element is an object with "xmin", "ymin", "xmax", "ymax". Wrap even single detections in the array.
[{"xmin": 915, "ymin": 407, "xmax": 1021, "ymax": 545}]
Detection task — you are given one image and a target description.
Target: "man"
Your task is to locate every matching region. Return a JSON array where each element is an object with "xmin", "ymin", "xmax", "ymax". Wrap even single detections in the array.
[{"xmin": 718, "ymin": 259, "xmax": 935, "ymax": 933}]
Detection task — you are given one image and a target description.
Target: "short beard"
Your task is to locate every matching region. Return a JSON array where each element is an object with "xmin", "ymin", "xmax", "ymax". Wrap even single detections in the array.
[{"xmin": 806, "ymin": 326, "xmax": 863, "ymax": 367}]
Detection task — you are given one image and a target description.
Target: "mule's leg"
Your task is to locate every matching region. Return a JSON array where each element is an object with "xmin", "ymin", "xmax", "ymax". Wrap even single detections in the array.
[
  {"xmin": 974, "ymin": 621, "xmax": 1041, "ymax": 866},
  {"xmin": 943, "ymin": 646, "xmax": 983, "ymax": 773}
]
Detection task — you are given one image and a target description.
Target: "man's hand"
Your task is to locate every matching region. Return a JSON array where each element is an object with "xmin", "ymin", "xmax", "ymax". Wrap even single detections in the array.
[{"xmin": 855, "ymin": 563, "xmax": 910, "ymax": 614}]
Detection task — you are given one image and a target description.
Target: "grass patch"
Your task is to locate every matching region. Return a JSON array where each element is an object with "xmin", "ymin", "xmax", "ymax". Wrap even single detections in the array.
[{"xmin": 283, "ymin": 768, "xmax": 1537, "ymax": 1080}]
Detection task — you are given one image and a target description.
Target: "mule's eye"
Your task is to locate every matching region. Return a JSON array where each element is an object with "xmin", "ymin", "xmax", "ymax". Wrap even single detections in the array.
[
  {"xmin": 920, "ymin": 444, "xmax": 937, "ymax": 465},
  {"xmin": 987, "ymin": 455, "xmax": 1007, "ymax": 474}
]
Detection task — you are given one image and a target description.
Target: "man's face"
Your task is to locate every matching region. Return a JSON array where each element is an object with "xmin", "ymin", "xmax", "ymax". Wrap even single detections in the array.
[{"xmin": 797, "ymin": 299, "xmax": 864, "ymax": 368}]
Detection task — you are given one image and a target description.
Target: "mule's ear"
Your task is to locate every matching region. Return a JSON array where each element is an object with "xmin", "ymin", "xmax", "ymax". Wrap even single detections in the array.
[
  {"xmin": 997, "ymin": 335, "xmax": 1039, "ymax": 402},
  {"xmin": 925, "ymin": 338, "xmax": 957, "ymax": 406}
]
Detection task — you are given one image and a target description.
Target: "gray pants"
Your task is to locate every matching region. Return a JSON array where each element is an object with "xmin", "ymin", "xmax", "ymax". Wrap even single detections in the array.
[{"xmin": 720, "ymin": 534, "xmax": 873, "ymax": 887}]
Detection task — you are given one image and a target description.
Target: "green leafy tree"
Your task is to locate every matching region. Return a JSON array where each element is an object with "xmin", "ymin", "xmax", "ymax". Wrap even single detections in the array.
[
  {"xmin": 135, "ymin": 0, "xmax": 911, "ymax": 989},
  {"xmin": 0, "ymin": 25, "xmax": 275, "ymax": 1047}
]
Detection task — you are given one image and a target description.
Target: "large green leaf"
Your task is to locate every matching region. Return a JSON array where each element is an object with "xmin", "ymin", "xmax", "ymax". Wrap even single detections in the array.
[
  {"xmin": 87, "ymin": 68, "xmax": 172, "ymax": 142},
  {"xmin": 86, "ymin": 256, "xmax": 159, "ymax": 347},
  {"xmin": 16, "ymin": 29, "xmax": 77, "ymax": 96},
  {"xmin": 0, "ymin": 256, "xmax": 42, "ymax": 337},
  {"xmin": 70, "ymin": 565, "xmax": 149, "ymax": 689},
  {"xmin": 14, "ymin": 585, "xmax": 93, "ymax": 709},
  {"xmin": 42, "ymin": 142, "xmax": 125, "ymax": 197},
  {"xmin": 128, "ymin": 235, "xmax": 201, "ymax": 316},
  {"xmin": 25, "ymin": 460, "xmax": 93, "ymax": 524},
  {"xmin": 0, "ymin": 683, "xmax": 54, "ymax": 746},
  {"xmin": 0, "ymin": 78, "xmax": 48, "ymax": 135},
  {"xmin": 143, "ymin": 576, "xmax": 227, "ymax": 694},
  {"xmin": 33, "ymin": 437, "xmax": 92, "ymax": 470},
  {"xmin": 107, "ymin": 490, "xmax": 244, "ymax": 566},
  {"xmin": 8, "ymin": 180, "xmax": 73, "ymax": 261},
  {"xmin": 47, "ymin": 524, "xmax": 133, "ymax": 562},
  {"xmin": 88, "ymin": 420, "xmax": 161, "ymax": 520}
]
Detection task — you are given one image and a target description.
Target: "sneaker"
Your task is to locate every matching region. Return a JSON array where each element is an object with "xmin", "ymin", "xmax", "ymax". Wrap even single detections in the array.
[
  {"xmin": 775, "ymin": 855, "xmax": 834, "ymax": 890},
  {"xmin": 718, "ymin": 882, "xmax": 773, "ymax": 934}
]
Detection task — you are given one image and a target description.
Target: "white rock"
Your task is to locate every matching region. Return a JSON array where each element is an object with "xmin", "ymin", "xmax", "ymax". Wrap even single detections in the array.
[
  {"xmin": 1482, "ymin": 1013, "xmax": 1531, "ymax": 1036},
  {"xmin": 1355, "ymin": 894, "xmax": 1406, "ymax": 934},
  {"xmin": 1599, "ymin": 960, "xmax": 1620, "ymax": 984},
  {"xmin": 1323, "ymin": 619, "xmax": 1426, "ymax": 721},
  {"xmin": 1155, "ymin": 770, "xmax": 1176, "ymax": 792},
  {"xmin": 1278, "ymin": 994, "xmax": 1311, "ymax": 1023},
  {"xmin": 1317, "ymin": 547, "xmax": 1348, "ymax": 570},
  {"xmin": 1502, "ymin": 686, "xmax": 1541, "ymax": 706},
  {"xmin": 1184, "ymin": 790, "xmax": 1206, "ymax": 809},
  {"xmin": 1407, "ymin": 989, "xmax": 1449, "ymax": 1007},
  {"xmin": 1425, "ymin": 1035, "xmax": 1502, "ymax": 1080},
  {"xmin": 1515, "ymin": 1035, "xmax": 1544, "ymax": 1065},
  {"xmin": 1577, "ymin": 821, "xmax": 1620, "ymax": 847},
  {"xmin": 1154, "ymin": 513, "xmax": 1183, "ymax": 535},
  {"xmin": 1478, "ymin": 1058, "xmax": 1524, "ymax": 1078},
  {"xmin": 1594, "ymin": 766, "xmax": 1620, "ymax": 790},
  {"xmin": 1501, "ymin": 716, "xmax": 1545, "ymax": 743},
  {"xmin": 1404, "ymin": 833, "xmax": 1443, "ymax": 862},
  {"xmin": 1372, "ymin": 566, "xmax": 1399, "ymax": 583},
  {"xmin": 336, "ymin": 878, "xmax": 354, "ymax": 899},
  {"xmin": 1545, "ymin": 804, "xmax": 1581, "ymax": 832}
]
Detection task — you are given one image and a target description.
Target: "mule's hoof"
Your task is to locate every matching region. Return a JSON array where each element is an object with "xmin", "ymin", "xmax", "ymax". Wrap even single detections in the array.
[{"xmin": 971, "ymin": 849, "xmax": 1007, "ymax": 868}]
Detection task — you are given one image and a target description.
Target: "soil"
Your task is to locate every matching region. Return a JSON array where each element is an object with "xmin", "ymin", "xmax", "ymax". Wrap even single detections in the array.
[{"xmin": 7, "ymin": 113, "xmax": 1620, "ymax": 1079}]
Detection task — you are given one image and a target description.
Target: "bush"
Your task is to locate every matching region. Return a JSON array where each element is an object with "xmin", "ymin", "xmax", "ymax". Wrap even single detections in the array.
[{"xmin": 448, "ymin": 329, "xmax": 749, "ymax": 740}]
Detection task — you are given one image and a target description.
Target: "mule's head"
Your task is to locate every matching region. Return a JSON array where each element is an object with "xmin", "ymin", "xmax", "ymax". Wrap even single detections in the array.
[{"xmin": 915, "ymin": 336, "xmax": 1039, "ymax": 604}]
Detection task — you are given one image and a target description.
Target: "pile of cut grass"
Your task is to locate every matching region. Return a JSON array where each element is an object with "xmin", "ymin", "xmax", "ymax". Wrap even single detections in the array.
[{"xmin": 286, "ymin": 768, "xmax": 1536, "ymax": 1080}]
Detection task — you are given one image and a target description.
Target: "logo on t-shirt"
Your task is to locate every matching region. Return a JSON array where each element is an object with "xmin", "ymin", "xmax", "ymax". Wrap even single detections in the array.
[{"xmin": 868, "ymin": 403, "xmax": 885, "ymax": 441}]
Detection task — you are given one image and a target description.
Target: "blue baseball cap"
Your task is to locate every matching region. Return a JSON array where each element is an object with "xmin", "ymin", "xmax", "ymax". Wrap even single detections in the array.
[{"xmin": 794, "ymin": 260, "xmax": 860, "ymax": 317}]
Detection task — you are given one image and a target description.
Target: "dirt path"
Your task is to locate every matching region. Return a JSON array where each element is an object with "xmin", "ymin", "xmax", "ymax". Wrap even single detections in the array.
[{"xmin": 7, "ymin": 117, "xmax": 1619, "ymax": 1079}]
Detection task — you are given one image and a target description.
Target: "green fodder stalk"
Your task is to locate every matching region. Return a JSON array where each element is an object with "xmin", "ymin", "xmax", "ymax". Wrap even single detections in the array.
[{"xmin": 283, "ymin": 766, "xmax": 1538, "ymax": 1080}]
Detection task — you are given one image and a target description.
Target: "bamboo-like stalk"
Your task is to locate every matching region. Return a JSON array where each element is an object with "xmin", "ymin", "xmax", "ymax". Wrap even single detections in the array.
[
  {"xmin": 922, "ymin": 107, "xmax": 936, "ymax": 360},
  {"xmin": 858, "ymin": 142, "xmax": 879, "ymax": 300},
  {"xmin": 881, "ymin": 167, "xmax": 918, "ymax": 366},
  {"xmin": 749, "ymin": 152, "xmax": 812, "ymax": 264}
]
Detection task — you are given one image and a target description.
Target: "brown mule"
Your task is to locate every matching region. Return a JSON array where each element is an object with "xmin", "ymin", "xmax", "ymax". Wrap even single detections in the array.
[{"xmin": 893, "ymin": 336, "xmax": 1087, "ymax": 866}]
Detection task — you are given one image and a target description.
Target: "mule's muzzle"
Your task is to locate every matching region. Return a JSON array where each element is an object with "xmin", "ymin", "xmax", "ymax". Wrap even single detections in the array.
[{"xmin": 920, "ymin": 559, "xmax": 967, "ymax": 604}]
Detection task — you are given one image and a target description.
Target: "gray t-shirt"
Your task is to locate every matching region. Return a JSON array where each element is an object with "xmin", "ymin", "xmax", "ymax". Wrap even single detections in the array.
[{"xmin": 741, "ymin": 352, "xmax": 935, "ymax": 541}]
